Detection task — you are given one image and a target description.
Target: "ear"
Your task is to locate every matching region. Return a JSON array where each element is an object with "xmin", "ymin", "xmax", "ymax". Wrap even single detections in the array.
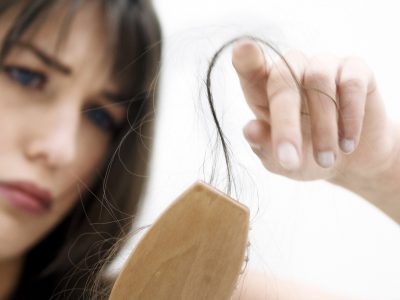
[{"xmin": 109, "ymin": 181, "xmax": 250, "ymax": 300}]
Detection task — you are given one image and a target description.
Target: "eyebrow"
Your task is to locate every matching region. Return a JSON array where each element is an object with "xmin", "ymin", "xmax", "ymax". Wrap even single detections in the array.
[
  {"xmin": 13, "ymin": 42, "xmax": 128, "ymax": 106},
  {"xmin": 14, "ymin": 41, "xmax": 72, "ymax": 75},
  {"xmin": 101, "ymin": 91, "xmax": 129, "ymax": 106}
]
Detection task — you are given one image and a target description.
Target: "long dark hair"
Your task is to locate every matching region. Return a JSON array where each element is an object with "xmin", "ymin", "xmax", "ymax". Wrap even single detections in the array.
[{"xmin": 0, "ymin": 0, "xmax": 162, "ymax": 299}]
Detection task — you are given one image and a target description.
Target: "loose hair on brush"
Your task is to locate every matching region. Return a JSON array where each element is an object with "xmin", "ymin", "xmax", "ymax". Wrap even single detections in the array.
[
  {"xmin": 205, "ymin": 35, "xmax": 340, "ymax": 197},
  {"xmin": 0, "ymin": 0, "xmax": 339, "ymax": 298},
  {"xmin": 0, "ymin": 0, "xmax": 162, "ymax": 299},
  {"xmin": 203, "ymin": 36, "xmax": 341, "ymax": 296}
]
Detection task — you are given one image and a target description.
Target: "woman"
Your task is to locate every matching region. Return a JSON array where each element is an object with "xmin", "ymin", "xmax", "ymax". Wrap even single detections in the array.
[
  {"xmin": 0, "ymin": 1, "xmax": 397, "ymax": 300},
  {"xmin": 0, "ymin": 0, "xmax": 161, "ymax": 298}
]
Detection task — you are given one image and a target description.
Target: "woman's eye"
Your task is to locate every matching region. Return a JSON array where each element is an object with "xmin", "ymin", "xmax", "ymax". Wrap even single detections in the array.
[
  {"xmin": 84, "ymin": 105, "xmax": 118, "ymax": 132},
  {"xmin": 3, "ymin": 66, "xmax": 46, "ymax": 89}
]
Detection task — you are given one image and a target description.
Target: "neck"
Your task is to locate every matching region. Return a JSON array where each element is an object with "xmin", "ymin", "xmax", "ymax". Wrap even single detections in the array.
[{"xmin": 0, "ymin": 256, "xmax": 23, "ymax": 299}]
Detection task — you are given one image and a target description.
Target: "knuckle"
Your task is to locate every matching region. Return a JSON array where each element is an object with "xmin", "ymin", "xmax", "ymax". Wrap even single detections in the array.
[
  {"xmin": 268, "ymin": 67, "xmax": 300, "ymax": 100},
  {"xmin": 267, "ymin": 84, "xmax": 290, "ymax": 101},
  {"xmin": 279, "ymin": 119, "xmax": 297, "ymax": 129},
  {"xmin": 282, "ymin": 49, "xmax": 308, "ymax": 63},
  {"xmin": 343, "ymin": 56, "xmax": 369, "ymax": 69},
  {"xmin": 269, "ymin": 61, "xmax": 292, "ymax": 84},
  {"xmin": 267, "ymin": 50, "xmax": 306, "ymax": 102},
  {"xmin": 314, "ymin": 124, "xmax": 335, "ymax": 135},
  {"xmin": 269, "ymin": 50, "xmax": 306, "ymax": 83},
  {"xmin": 339, "ymin": 77, "xmax": 366, "ymax": 93},
  {"xmin": 340, "ymin": 107, "xmax": 364, "ymax": 122},
  {"xmin": 340, "ymin": 56, "xmax": 374, "ymax": 92},
  {"xmin": 303, "ymin": 66, "xmax": 332, "ymax": 86},
  {"xmin": 303, "ymin": 53, "xmax": 337, "ymax": 84}
]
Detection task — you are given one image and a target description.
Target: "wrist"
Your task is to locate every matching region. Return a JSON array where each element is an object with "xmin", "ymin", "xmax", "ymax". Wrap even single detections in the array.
[{"xmin": 328, "ymin": 120, "xmax": 400, "ymax": 223}]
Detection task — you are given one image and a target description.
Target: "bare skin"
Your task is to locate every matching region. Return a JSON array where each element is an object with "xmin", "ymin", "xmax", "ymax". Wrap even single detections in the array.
[
  {"xmin": 0, "ymin": 3, "xmax": 125, "ymax": 298},
  {"xmin": 230, "ymin": 39, "xmax": 400, "ymax": 298},
  {"xmin": 232, "ymin": 39, "xmax": 400, "ymax": 223},
  {"xmin": 0, "ymin": 5, "xmax": 396, "ymax": 298}
]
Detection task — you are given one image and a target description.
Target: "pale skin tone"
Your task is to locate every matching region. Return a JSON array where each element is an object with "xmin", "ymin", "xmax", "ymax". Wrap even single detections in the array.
[
  {"xmin": 230, "ymin": 39, "xmax": 400, "ymax": 298},
  {"xmin": 0, "ymin": 2, "xmax": 125, "ymax": 298},
  {"xmin": 232, "ymin": 40, "xmax": 400, "ymax": 223},
  {"xmin": 0, "ymin": 5, "xmax": 398, "ymax": 300}
]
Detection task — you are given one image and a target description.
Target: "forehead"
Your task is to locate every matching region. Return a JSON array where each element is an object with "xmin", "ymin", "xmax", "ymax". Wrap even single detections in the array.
[{"xmin": 6, "ymin": 1, "xmax": 114, "ymax": 82}]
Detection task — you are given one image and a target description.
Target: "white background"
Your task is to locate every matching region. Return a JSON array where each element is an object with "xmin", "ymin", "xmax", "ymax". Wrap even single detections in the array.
[{"xmin": 112, "ymin": 1, "xmax": 400, "ymax": 299}]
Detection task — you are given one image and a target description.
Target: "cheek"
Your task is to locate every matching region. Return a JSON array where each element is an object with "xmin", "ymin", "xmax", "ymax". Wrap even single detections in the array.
[
  {"xmin": 0, "ymin": 81, "xmax": 25, "ymax": 142},
  {"xmin": 0, "ymin": 76, "xmax": 111, "ymax": 259},
  {"xmin": 0, "ymin": 99, "xmax": 30, "ymax": 169},
  {"xmin": 53, "ymin": 130, "xmax": 110, "ymax": 220},
  {"xmin": 74, "ymin": 130, "xmax": 110, "ymax": 182},
  {"xmin": 0, "ymin": 140, "xmax": 110, "ymax": 260},
  {"xmin": 0, "ymin": 77, "xmax": 46, "ymax": 153}
]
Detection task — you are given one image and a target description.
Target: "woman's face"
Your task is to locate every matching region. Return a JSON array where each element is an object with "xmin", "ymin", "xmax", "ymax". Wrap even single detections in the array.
[{"xmin": 0, "ymin": 2, "xmax": 125, "ymax": 258}]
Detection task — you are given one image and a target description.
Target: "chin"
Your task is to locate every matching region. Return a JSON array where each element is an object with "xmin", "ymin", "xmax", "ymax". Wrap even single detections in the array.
[{"xmin": 0, "ymin": 204, "xmax": 46, "ymax": 258}]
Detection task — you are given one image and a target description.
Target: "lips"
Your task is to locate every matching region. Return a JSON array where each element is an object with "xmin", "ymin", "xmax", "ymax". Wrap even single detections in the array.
[{"xmin": 0, "ymin": 180, "xmax": 53, "ymax": 215}]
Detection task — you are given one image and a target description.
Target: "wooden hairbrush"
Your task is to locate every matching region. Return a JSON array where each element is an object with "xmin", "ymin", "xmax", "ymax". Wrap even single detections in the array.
[{"xmin": 108, "ymin": 181, "xmax": 250, "ymax": 300}]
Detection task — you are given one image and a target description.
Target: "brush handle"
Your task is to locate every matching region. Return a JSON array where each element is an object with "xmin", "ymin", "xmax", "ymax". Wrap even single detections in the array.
[{"xmin": 109, "ymin": 181, "xmax": 250, "ymax": 300}]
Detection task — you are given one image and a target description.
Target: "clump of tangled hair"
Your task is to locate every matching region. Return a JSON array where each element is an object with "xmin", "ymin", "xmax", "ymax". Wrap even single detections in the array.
[
  {"xmin": 0, "ymin": 0, "xmax": 339, "ymax": 297},
  {"xmin": 205, "ymin": 35, "xmax": 339, "ymax": 197}
]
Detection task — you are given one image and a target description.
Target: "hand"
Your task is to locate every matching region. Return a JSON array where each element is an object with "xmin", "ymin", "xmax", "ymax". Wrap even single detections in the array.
[{"xmin": 232, "ymin": 39, "xmax": 398, "ymax": 183}]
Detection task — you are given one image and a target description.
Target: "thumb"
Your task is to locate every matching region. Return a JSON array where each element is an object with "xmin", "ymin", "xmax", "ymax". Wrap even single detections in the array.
[{"xmin": 243, "ymin": 119, "xmax": 273, "ymax": 159}]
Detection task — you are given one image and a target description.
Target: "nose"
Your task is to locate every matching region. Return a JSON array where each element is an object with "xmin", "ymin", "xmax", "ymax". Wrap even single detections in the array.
[{"xmin": 24, "ymin": 103, "xmax": 80, "ymax": 168}]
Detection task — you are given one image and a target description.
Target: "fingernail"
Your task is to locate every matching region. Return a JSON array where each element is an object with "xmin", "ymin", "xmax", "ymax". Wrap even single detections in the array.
[
  {"xmin": 277, "ymin": 142, "xmax": 300, "ymax": 170},
  {"xmin": 317, "ymin": 151, "xmax": 335, "ymax": 168},
  {"xmin": 340, "ymin": 139, "xmax": 355, "ymax": 154}
]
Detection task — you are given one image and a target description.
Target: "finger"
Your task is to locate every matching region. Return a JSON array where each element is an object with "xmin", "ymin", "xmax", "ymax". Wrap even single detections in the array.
[
  {"xmin": 242, "ymin": 119, "xmax": 271, "ymax": 155},
  {"xmin": 303, "ymin": 54, "xmax": 339, "ymax": 168},
  {"xmin": 267, "ymin": 50, "xmax": 307, "ymax": 170},
  {"xmin": 232, "ymin": 39, "xmax": 269, "ymax": 122},
  {"xmin": 336, "ymin": 57, "xmax": 372, "ymax": 154},
  {"xmin": 243, "ymin": 119, "xmax": 281, "ymax": 171}
]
